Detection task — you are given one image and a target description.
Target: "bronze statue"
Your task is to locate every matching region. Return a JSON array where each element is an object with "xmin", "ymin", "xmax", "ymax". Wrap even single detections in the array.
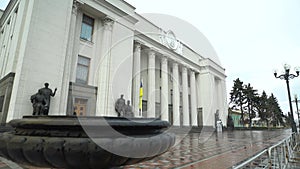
[
  {"xmin": 38, "ymin": 83, "xmax": 57, "ymax": 115},
  {"xmin": 124, "ymin": 100, "xmax": 134, "ymax": 118},
  {"xmin": 115, "ymin": 94, "xmax": 125, "ymax": 117},
  {"xmin": 31, "ymin": 83, "xmax": 57, "ymax": 115},
  {"xmin": 30, "ymin": 90, "xmax": 47, "ymax": 115}
]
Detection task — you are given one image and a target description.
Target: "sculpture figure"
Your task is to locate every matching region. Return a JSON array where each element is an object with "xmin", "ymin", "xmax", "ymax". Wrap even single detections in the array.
[
  {"xmin": 37, "ymin": 83, "xmax": 57, "ymax": 115},
  {"xmin": 124, "ymin": 100, "xmax": 134, "ymax": 118},
  {"xmin": 227, "ymin": 115, "xmax": 234, "ymax": 130},
  {"xmin": 115, "ymin": 94, "xmax": 126, "ymax": 117},
  {"xmin": 30, "ymin": 90, "xmax": 47, "ymax": 115}
]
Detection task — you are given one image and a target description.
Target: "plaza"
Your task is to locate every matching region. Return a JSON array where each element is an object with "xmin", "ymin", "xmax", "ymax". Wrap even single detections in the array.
[{"xmin": 0, "ymin": 129, "xmax": 299, "ymax": 168}]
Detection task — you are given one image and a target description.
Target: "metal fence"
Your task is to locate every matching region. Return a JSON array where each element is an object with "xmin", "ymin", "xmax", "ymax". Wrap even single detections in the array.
[{"xmin": 232, "ymin": 133, "xmax": 299, "ymax": 169}]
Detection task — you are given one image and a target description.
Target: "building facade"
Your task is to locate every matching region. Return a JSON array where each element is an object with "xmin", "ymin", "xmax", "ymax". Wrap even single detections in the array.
[{"xmin": 0, "ymin": 0, "xmax": 228, "ymax": 128}]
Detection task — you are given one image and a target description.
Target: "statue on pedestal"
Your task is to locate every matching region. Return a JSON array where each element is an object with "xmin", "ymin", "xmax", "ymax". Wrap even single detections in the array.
[
  {"xmin": 30, "ymin": 90, "xmax": 47, "ymax": 115},
  {"xmin": 115, "ymin": 94, "xmax": 134, "ymax": 118},
  {"xmin": 115, "ymin": 94, "xmax": 125, "ymax": 117},
  {"xmin": 124, "ymin": 100, "xmax": 134, "ymax": 118},
  {"xmin": 31, "ymin": 83, "xmax": 57, "ymax": 115}
]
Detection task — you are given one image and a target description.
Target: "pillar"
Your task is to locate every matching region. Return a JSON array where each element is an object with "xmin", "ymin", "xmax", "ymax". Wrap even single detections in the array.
[
  {"xmin": 147, "ymin": 49, "xmax": 156, "ymax": 117},
  {"xmin": 182, "ymin": 67, "xmax": 189, "ymax": 126},
  {"xmin": 96, "ymin": 17, "xmax": 114, "ymax": 116},
  {"xmin": 172, "ymin": 62, "xmax": 180, "ymax": 126},
  {"xmin": 161, "ymin": 56, "xmax": 169, "ymax": 121},
  {"xmin": 132, "ymin": 41, "xmax": 141, "ymax": 117},
  {"xmin": 190, "ymin": 71, "xmax": 198, "ymax": 126},
  {"xmin": 59, "ymin": 0, "xmax": 80, "ymax": 114}
]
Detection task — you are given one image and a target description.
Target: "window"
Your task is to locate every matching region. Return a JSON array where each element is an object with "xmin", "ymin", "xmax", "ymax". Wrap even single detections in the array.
[
  {"xmin": 80, "ymin": 14, "xmax": 94, "ymax": 41},
  {"xmin": 76, "ymin": 56, "xmax": 90, "ymax": 84}
]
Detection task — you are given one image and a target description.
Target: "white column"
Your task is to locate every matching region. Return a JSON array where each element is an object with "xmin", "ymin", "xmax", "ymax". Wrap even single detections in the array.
[
  {"xmin": 182, "ymin": 67, "xmax": 189, "ymax": 126},
  {"xmin": 190, "ymin": 71, "xmax": 198, "ymax": 126},
  {"xmin": 198, "ymin": 73, "xmax": 216, "ymax": 127},
  {"xmin": 161, "ymin": 56, "xmax": 169, "ymax": 121},
  {"xmin": 172, "ymin": 63, "xmax": 180, "ymax": 126},
  {"xmin": 59, "ymin": 0, "xmax": 79, "ymax": 115},
  {"xmin": 96, "ymin": 17, "xmax": 114, "ymax": 116},
  {"xmin": 132, "ymin": 42, "xmax": 141, "ymax": 117},
  {"xmin": 147, "ymin": 49, "xmax": 156, "ymax": 118},
  {"xmin": 221, "ymin": 80, "xmax": 228, "ymax": 126}
]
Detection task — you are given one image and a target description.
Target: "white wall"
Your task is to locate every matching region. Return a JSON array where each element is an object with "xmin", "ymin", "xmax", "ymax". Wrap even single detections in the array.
[
  {"xmin": 7, "ymin": 0, "xmax": 73, "ymax": 121},
  {"xmin": 110, "ymin": 21, "xmax": 135, "ymax": 108},
  {"xmin": 198, "ymin": 71, "xmax": 215, "ymax": 127},
  {"xmin": 0, "ymin": 0, "xmax": 20, "ymax": 78}
]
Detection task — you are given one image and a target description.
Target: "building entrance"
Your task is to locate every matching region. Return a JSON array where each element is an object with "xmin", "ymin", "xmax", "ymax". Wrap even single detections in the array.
[{"xmin": 74, "ymin": 98, "xmax": 87, "ymax": 116}]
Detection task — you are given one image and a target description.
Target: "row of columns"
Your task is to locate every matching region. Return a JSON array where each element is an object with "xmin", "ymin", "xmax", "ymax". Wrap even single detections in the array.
[{"xmin": 132, "ymin": 41, "xmax": 198, "ymax": 126}]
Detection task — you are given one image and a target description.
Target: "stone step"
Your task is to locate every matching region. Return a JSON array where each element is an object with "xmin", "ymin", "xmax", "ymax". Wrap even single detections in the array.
[{"xmin": 0, "ymin": 125, "xmax": 13, "ymax": 133}]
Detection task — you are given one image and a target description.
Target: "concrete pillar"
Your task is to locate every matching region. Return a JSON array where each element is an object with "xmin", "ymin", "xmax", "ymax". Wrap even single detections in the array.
[
  {"xmin": 59, "ymin": 0, "xmax": 79, "ymax": 115},
  {"xmin": 220, "ymin": 79, "xmax": 228, "ymax": 126},
  {"xmin": 172, "ymin": 62, "xmax": 180, "ymax": 126},
  {"xmin": 147, "ymin": 49, "xmax": 156, "ymax": 118},
  {"xmin": 182, "ymin": 67, "xmax": 189, "ymax": 126},
  {"xmin": 190, "ymin": 71, "xmax": 198, "ymax": 126},
  {"xmin": 198, "ymin": 73, "xmax": 216, "ymax": 127},
  {"xmin": 161, "ymin": 56, "xmax": 169, "ymax": 121},
  {"xmin": 132, "ymin": 41, "xmax": 141, "ymax": 117},
  {"xmin": 96, "ymin": 17, "xmax": 114, "ymax": 116}
]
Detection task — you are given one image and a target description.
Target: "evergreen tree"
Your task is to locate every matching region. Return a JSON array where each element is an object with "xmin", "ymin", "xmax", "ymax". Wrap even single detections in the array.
[
  {"xmin": 243, "ymin": 83, "xmax": 258, "ymax": 127},
  {"xmin": 229, "ymin": 79, "xmax": 286, "ymax": 128},
  {"xmin": 229, "ymin": 78, "xmax": 245, "ymax": 126},
  {"xmin": 257, "ymin": 91, "xmax": 270, "ymax": 127},
  {"xmin": 268, "ymin": 93, "xmax": 284, "ymax": 127}
]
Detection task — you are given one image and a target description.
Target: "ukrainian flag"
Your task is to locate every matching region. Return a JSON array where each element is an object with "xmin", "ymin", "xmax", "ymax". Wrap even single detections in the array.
[{"xmin": 139, "ymin": 80, "xmax": 143, "ymax": 114}]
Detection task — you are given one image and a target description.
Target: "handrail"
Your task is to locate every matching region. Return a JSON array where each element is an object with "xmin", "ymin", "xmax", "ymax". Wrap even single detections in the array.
[
  {"xmin": 232, "ymin": 132, "xmax": 299, "ymax": 169},
  {"xmin": 232, "ymin": 149, "xmax": 268, "ymax": 168}
]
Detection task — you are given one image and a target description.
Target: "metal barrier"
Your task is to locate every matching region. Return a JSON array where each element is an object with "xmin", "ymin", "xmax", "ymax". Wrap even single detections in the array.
[{"xmin": 233, "ymin": 133, "xmax": 299, "ymax": 169}]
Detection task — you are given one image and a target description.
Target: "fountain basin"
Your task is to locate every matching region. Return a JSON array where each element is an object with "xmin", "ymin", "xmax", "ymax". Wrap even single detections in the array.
[{"xmin": 0, "ymin": 116, "xmax": 175, "ymax": 169}]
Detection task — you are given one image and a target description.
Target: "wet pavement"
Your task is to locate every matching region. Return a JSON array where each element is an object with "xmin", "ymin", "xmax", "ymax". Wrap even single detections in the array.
[
  {"xmin": 0, "ymin": 129, "xmax": 294, "ymax": 169},
  {"xmin": 122, "ymin": 129, "xmax": 292, "ymax": 169}
]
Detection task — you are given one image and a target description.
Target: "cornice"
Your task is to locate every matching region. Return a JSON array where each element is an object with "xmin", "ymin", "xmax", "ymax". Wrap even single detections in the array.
[
  {"xmin": 0, "ymin": 0, "xmax": 18, "ymax": 28},
  {"xmin": 92, "ymin": 0, "xmax": 138, "ymax": 24},
  {"xmin": 134, "ymin": 31, "xmax": 201, "ymax": 71}
]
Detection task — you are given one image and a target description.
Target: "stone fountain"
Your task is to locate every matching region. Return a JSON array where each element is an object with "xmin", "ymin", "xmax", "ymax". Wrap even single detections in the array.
[
  {"xmin": 0, "ymin": 116, "xmax": 175, "ymax": 169},
  {"xmin": 0, "ymin": 87, "xmax": 175, "ymax": 168}
]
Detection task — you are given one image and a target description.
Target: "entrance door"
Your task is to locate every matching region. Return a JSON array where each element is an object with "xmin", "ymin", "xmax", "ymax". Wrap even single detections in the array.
[
  {"xmin": 74, "ymin": 98, "xmax": 87, "ymax": 116},
  {"xmin": 197, "ymin": 107, "xmax": 203, "ymax": 127}
]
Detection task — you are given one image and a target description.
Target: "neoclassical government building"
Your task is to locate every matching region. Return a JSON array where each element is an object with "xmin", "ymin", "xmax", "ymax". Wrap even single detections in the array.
[{"xmin": 0, "ymin": 0, "xmax": 228, "ymax": 128}]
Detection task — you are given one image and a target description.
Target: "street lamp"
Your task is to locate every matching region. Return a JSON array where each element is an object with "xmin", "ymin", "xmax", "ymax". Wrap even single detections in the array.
[
  {"xmin": 292, "ymin": 94, "xmax": 300, "ymax": 131},
  {"xmin": 274, "ymin": 63, "xmax": 299, "ymax": 133}
]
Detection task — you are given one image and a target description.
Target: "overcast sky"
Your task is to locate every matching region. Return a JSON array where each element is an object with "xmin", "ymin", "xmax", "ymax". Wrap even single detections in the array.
[
  {"xmin": 0, "ymin": 0, "xmax": 8, "ymax": 11},
  {"xmin": 1, "ymin": 0, "xmax": 300, "ymax": 117}
]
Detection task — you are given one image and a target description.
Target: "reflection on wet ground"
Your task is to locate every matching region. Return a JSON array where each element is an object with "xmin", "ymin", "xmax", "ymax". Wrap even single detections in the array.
[{"xmin": 122, "ymin": 129, "xmax": 291, "ymax": 169}]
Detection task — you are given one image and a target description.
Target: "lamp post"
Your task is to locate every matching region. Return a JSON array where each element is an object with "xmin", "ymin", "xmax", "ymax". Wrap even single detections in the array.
[
  {"xmin": 292, "ymin": 94, "xmax": 300, "ymax": 131},
  {"xmin": 274, "ymin": 63, "xmax": 299, "ymax": 133}
]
